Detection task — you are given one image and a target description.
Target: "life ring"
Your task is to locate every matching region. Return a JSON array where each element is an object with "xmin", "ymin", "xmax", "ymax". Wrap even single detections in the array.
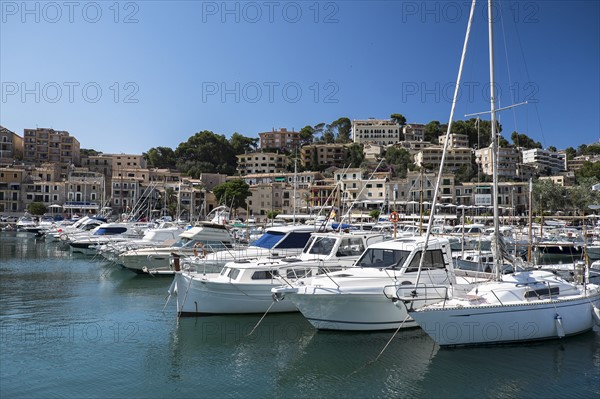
[
  {"xmin": 390, "ymin": 212, "xmax": 399, "ymax": 223},
  {"xmin": 59, "ymin": 233, "xmax": 69, "ymax": 241},
  {"xmin": 193, "ymin": 242, "xmax": 207, "ymax": 258}
]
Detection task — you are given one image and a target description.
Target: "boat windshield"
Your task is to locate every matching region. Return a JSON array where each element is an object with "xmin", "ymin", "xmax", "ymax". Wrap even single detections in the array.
[
  {"xmin": 308, "ymin": 236, "xmax": 337, "ymax": 255},
  {"xmin": 93, "ymin": 227, "xmax": 127, "ymax": 235},
  {"xmin": 253, "ymin": 231, "xmax": 285, "ymax": 249},
  {"xmin": 356, "ymin": 249, "xmax": 411, "ymax": 269},
  {"xmin": 273, "ymin": 232, "xmax": 312, "ymax": 249}
]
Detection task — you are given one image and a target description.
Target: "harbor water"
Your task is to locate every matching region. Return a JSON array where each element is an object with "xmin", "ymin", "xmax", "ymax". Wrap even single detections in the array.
[{"xmin": 1, "ymin": 231, "xmax": 599, "ymax": 399}]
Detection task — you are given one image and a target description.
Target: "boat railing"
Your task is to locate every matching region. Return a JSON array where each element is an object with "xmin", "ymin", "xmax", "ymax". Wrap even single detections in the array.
[{"xmin": 383, "ymin": 283, "xmax": 451, "ymax": 309}]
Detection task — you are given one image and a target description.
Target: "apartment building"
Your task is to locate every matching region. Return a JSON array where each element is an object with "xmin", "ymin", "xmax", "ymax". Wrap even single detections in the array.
[
  {"xmin": 403, "ymin": 124, "xmax": 425, "ymax": 142},
  {"xmin": 0, "ymin": 167, "xmax": 24, "ymax": 212},
  {"xmin": 81, "ymin": 154, "xmax": 114, "ymax": 178},
  {"xmin": 439, "ymin": 133, "xmax": 469, "ymax": 148},
  {"xmin": 0, "ymin": 126, "xmax": 24, "ymax": 164},
  {"xmin": 62, "ymin": 168, "xmax": 105, "ymax": 213},
  {"xmin": 236, "ymin": 152, "xmax": 289, "ymax": 175},
  {"xmin": 299, "ymin": 143, "xmax": 350, "ymax": 169},
  {"xmin": 334, "ymin": 169, "xmax": 390, "ymax": 210},
  {"xmin": 475, "ymin": 146, "xmax": 521, "ymax": 179},
  {"xmin": 414, "ymin": 146, "xmax": 473, "ymax": 171},
  {"xmin": 568, "ymin": 154, "xmax": 600, "ymax": 172},
  {"xmin": 258, "ymin": 128, "xmax": 301, "ymax": 151},
  {"xmin": 352, "ymin": 119, "xmax": 401, "ymax": 145},
  {"xmin": 459, "ymin": 182, "xmax": 529, "ymax": 215},
  {"xmin": 22, "ymin": 128, "xmax": 80, "ymax": 166},
  {"xmin": 521, "ymin": 148, "xmax": 566, "ymax": 175}
]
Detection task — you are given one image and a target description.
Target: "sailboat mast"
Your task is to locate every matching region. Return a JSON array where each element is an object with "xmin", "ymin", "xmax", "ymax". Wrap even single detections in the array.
[
  {"xmin": 412, "ymin": 0, "xmax": 477, "ymax": 289},
  {"xmin": 293, "ymin": 158, "xmax": 297, "ymax": 225},
  {"xmin": 528, "ymin": 178, "xmax": 533, "ymax": 262},
  {"xmin": 488, "ymin": 0, "xmax": 502, "ymax": 280}
]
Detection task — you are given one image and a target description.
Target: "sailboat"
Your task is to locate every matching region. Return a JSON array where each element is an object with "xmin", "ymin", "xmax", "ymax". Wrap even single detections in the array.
[{"xmin": 386, "ymin": 0, "xmax": 600, "ymax": 346}]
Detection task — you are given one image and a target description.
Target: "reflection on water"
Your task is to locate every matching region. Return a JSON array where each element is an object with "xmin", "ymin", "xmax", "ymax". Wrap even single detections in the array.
[
  {"xmin": 420, "ymin": 331, "xmax": 600, "ymax": 398},
  {"xmin": 1, "ymin": 232, "xmax": 599, "ymax": 399}
]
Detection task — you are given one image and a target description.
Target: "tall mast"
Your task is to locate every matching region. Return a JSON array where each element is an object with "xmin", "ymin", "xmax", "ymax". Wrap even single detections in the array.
[
  {"xmin": 413, "ymin": 0, "xmax": 477, "ymax": 289},
  {"xmin": 292, "ymin": 158, "xmax": 297, "ymax": 225},
  {"xmin": 488, "ymin": 0, "xmax": 501, "ymax": 280}
]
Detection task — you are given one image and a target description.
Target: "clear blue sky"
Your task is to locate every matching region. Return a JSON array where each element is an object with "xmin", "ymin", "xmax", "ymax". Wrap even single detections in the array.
[{"xmin": 1, "ymin": 0, "xmax": 599, "ymax": 154}]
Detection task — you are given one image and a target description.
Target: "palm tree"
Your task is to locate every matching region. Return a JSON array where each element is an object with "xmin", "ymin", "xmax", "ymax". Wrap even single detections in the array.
[{"xmin": 303, "ymin": 192, "xmax": 312, "ymax": 215}]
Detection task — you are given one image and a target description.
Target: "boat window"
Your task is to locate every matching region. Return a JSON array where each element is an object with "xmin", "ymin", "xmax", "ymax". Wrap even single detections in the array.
[
  {"xmin": 405, "ymin": 250, "xmax": 446, "ymax": 273},
  {"xmin": 286, "ymin": 268, "xmax": 312, "ymax": 279},
  {"xmin": 177, "ymin": 238, "xmax": 192, "ymax": 247},
  {"xmin": 253, "ymin": 231, "xmax": 285, "ymax": 249},
  {"xmin": 94, "ymin": 227, "xmax": 127, "ymax": 235},
  {"xmin": 309, "ymin": 237, "xmax": 336, "ymax": 255},
  {"xmin": 302, "ymin": 236, "xmax": 317, "ymax": 254},
  {"xmin": 251, "ymin": 270, "xmax": 278, "ymax": 280},
  {"xmin": 336, "ymin": 237, "xmax": 365, "ymax": 257},
  {"xmin": 274, "ymin": 232, "xmax": 312, "ymax": 249},
  {"xmin": 356, "ymin": 249, "xmax": 411, "ymax": 269},
  {"xmin": 227, "ymin": 268, "xmax": 240, "ymax": 280},
  {"xmin": 203, "ymin": 241, "xmax": 233, "ymax": 252},
  {"xmin": 366, "ymin": 235, "xmax": 383, "ymax": 247},
  {"xmin": 182, "ymin": 239, "xmax": 199, "ymax": 248},
  {"xmin": 524, "ymin": 286, "xmax": 559, "ymax": 298}
]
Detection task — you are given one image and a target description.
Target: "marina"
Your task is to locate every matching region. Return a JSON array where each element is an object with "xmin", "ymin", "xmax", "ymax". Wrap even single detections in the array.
[
  {"xmin": 1, "ymin": 230, "xmax": 599, "ymax": 398},
  {"xmin": 2, "ymin": 0, "xmax": 600, "ymax": 397}
]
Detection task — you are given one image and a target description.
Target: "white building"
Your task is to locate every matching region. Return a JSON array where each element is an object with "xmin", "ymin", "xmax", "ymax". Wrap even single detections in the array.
[
  {"xmin": 414, "ymin": 146, "xmax": 473, "ymax": 171},
  {"xmin": 352, "ymin": 119, "xmax": 401, "ymax": 145},
  {"xmin": 403, "ymin": 124, "xmax": 425, "ymax": 142},
  {"xmin": 236, "ymin": 152, "xmax": 289, "ymax": 175},
  {"xmin": 439, "ymin": 133, "xmax": 469, "ymax": 148},
  {"xmin": 521, "ymin": 148, "xmax": 566, "ymax": 175},
  {"xmin": 475, "ymin": 146, "xmax": 521, "ymax": 179}
]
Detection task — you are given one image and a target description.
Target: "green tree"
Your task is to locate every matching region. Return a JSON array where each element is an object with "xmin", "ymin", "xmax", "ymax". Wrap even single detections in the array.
[
  {"xmin": 143, "ymin": 146, "xmax": 177, "ymax": 169},
  {"xmin": 81, "ymin": 148, "xmax": 102, "ymax": 157},
  {"xmin": 313, "ymin": 123, "xmax": 326, "ymax": 142},
  {"xmin": 424, "ymin": 120, "xmax": 445, "ymax": 143},
  {"xmin": 511, "ymin": 131, "xmax": 542, "ymax": 149},
  {"xmin": 266, "ymin": 210, "xmax": 281, "ymax": 220},
  {"xmin": 213, "ymin": 179, "xmax": 251, "ymax": 210},
  {"xmin": 175, "ymin": 131, "xmax": 237, "ymax": 177},
  {"xmin": 384, "ymin": 147, "xmax": 414, "ymax": 178},
  {"xmin": 390, "ymin": 113, "xmax": 407, "ymax": 126},
  {"xmin": 299, "ymin": 125, "xmax": 316, "ymax": 145},
  {"xmin": 565, "ymin": 147, "xmax": 577, "ymax": 160},
  {"xmin": 322, "ymin": 130, "xmax": 335, "ymax": 144},
  {"xmin": 347, "ymin": 143, "xmax": 364, "ymax": 168},
  {"xmin": 454, "ymin": 164, "xmax": 477, "ymax": 184},
  {"xmin": 229, "ymin": 132, "xmax": 258, "ymax": 155},
  {"xmin": 582, "ymin": 143, "xmax": 600, "ymax": 156},
  {"xmin": 369, "ymin": 209, "xmax": 381, "ymax": 221},
  {"xmin": 326, "ymin": 117, "xmax": 351, "ymax": 143},
  {"xmin": 575, "ymin": 161, "xmax": 600, "ymax": 180},
  {"xmin": 162, "ymin": 187, "xmax": 178, "ymax": 217},
  {"xmin": 310, "ymin": 146, "xmax": 320, "ymax": 171},
  {"xmin": 567, "ymin": 177, "xmax": 600, "ymax": 214},
  {"xmin": 533, "ymin": 179, "xmax": 568, "ymax": 214},
  {"xmin": 27, "ymin": 202, "xmax": 47, "ymax": 216},
  {"xmin": 302, "ymin": 192, "xmax": 312, "ymax": 214}
]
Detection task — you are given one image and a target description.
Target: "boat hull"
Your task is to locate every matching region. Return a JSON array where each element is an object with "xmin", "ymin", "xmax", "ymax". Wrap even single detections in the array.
[
  {"xmin": 286, "ymin": 284, "xmax": 417, "ymax": 331},
  {"xmin": 174, "ymin": 273, "xmax": 297, "ymax": 315},
  {"xmin": 408, "ymin": 291, "xmax": 600, "ymax": 346}
]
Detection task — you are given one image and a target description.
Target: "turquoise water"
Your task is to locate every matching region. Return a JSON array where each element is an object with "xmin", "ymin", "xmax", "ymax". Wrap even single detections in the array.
[{"xmin": 1, "ymin": 232, "xmax": 599, "ymax": 398}]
